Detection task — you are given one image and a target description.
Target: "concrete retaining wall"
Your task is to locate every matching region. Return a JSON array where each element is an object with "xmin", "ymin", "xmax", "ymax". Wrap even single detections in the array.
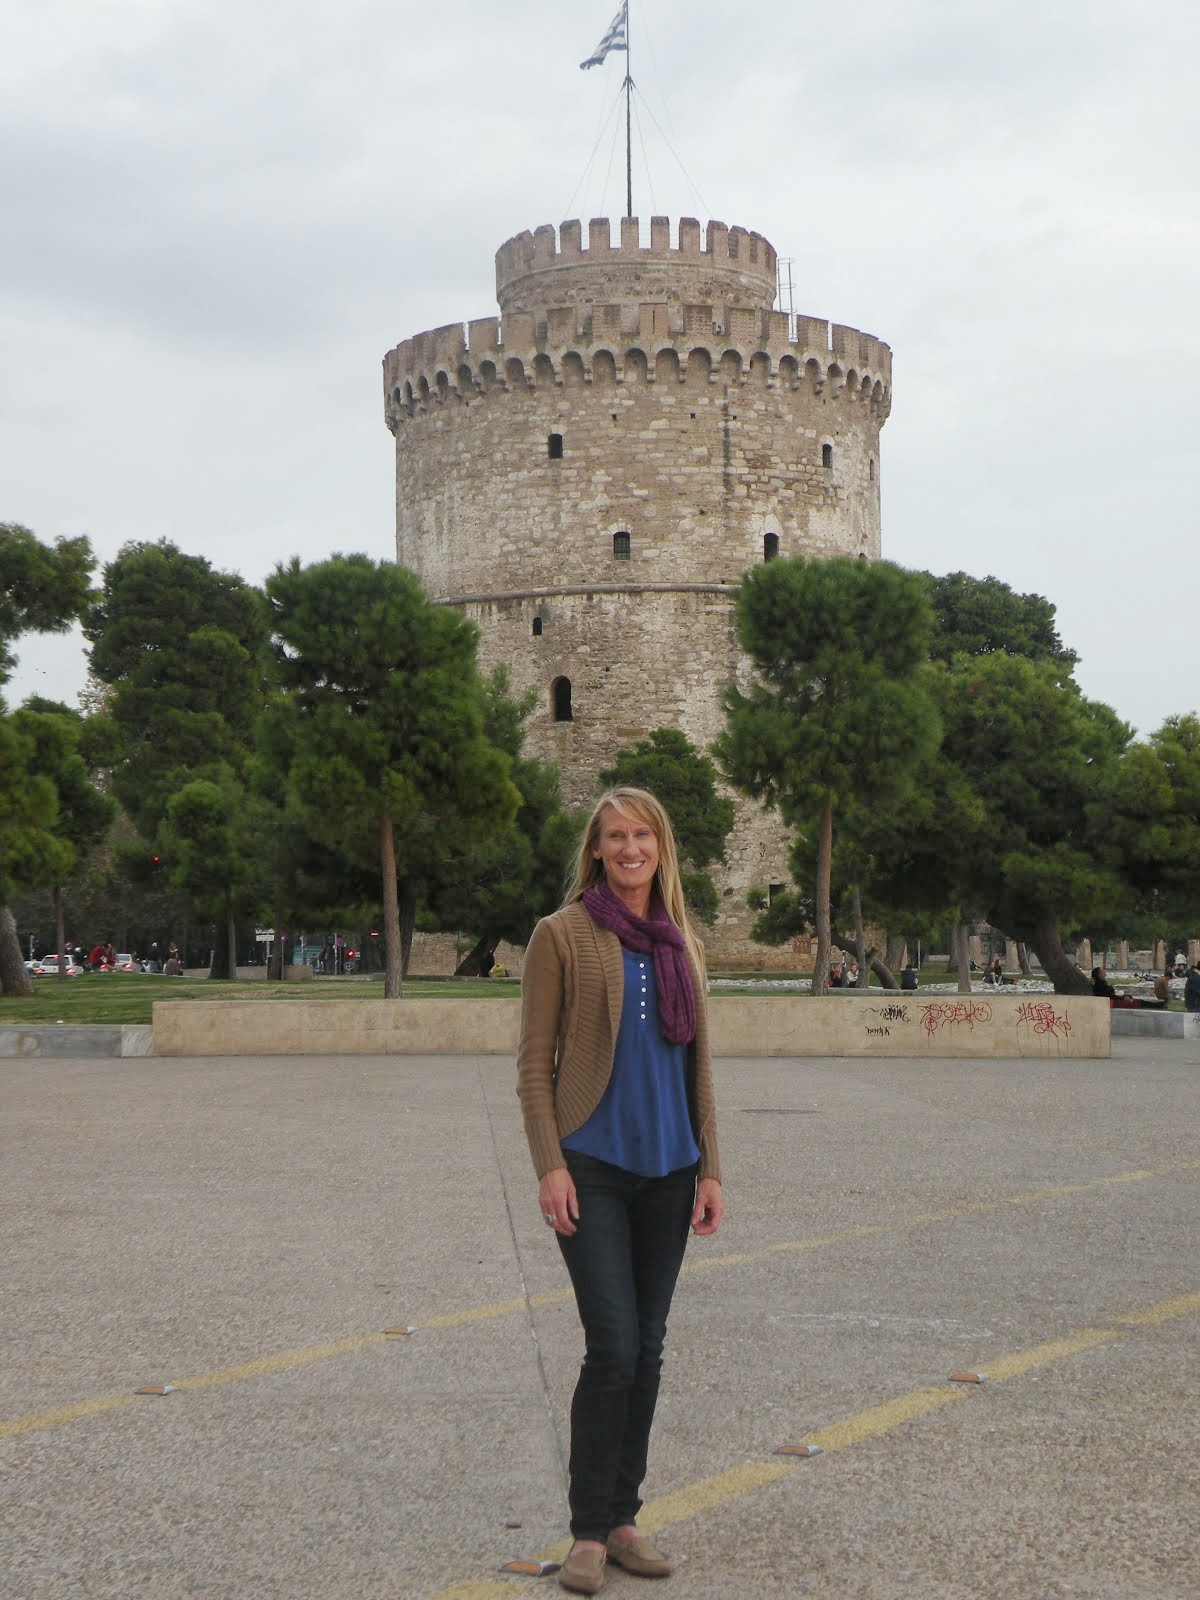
[
  {"xmin": 153, "ymin": 992, "xmax": 1110, "ymax": 1059},
  {"xmin": 1110, "ymin": 1009, "xmax": 1200, "ymax": 1039},
  {"xmin": 0, "ymin": 1025, "xmax": 154, "ymax": 1059}
]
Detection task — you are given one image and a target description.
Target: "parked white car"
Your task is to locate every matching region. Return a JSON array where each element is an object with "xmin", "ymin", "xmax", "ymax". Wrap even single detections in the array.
[{"xmin": 33, "ymin": 955, "xmax": 84, "ymax": 976}]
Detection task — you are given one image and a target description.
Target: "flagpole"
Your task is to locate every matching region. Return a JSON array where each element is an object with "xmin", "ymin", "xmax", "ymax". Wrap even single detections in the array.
[{"xmin": 624, "ymin": 3, "xmax": 632, "ymax": 219}]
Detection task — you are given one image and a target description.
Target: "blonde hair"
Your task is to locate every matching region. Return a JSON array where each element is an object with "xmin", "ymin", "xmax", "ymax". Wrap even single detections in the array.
[{"xmin": 564, "ymin": 786, "xmax": 705, "ymax": 976}]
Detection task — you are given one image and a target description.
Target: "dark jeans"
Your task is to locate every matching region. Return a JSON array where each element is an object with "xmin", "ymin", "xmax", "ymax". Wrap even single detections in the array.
[{"xmin": 557, "ymin": 1150, "xmax": 697, "ymax": 1542}]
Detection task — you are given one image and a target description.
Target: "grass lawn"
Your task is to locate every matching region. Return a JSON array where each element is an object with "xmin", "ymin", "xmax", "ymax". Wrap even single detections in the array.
[
  {"xmin": 0, "ymin": 974, "xmax": 520, "ymax": 1025},
  {"xmin": 6, "ymin": 966, "xmax": 1145, "ymax": 1026}
]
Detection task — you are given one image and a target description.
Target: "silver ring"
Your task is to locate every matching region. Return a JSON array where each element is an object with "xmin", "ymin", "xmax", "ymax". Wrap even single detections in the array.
[{"xmin": 544, "ymin": 1213, "xmax": 555, "ymax": 1224}]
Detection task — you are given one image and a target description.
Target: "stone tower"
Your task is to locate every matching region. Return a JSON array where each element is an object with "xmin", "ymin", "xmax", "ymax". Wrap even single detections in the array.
[{"xmin": 383, "ymin": 216, "xmax": 892, "ymax": 964}]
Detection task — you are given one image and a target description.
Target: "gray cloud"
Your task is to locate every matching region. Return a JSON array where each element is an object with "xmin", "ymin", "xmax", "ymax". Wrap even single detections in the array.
[{"xmin": 5, "ymin": 0, "xmax": 1198, "ymax": 735}]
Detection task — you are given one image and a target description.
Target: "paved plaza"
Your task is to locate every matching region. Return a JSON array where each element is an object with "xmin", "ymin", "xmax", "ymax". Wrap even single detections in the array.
[{"xmin": 2, "ymin": 1039, "xmax": 1197, "ymax": 1600}]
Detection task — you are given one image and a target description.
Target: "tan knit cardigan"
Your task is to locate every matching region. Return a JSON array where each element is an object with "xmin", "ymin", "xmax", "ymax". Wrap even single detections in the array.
[{"xmin": 516, "ymin": 901, "xmax": 721, "ymax": 1184}]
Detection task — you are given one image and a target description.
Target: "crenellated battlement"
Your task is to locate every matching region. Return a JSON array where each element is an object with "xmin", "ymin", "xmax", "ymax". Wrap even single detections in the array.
[
  {"xmin": 496, "ymin": 217, "xmax": 778, "ymax": 316},
  {"xmin": 382, "ymin": 302, "xmax": 891, "ymax": 427}
]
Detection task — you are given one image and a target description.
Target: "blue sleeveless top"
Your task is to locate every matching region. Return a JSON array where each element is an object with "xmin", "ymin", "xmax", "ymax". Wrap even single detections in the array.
[{"xmin": 562, "ymin": 949, "xmax": 700, "ymax": 1177}]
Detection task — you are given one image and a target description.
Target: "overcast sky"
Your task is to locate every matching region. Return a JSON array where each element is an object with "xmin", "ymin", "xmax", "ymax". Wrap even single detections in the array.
[{"xmin": 4, "ymin": 0, "xmax": 1197, "ymax": 736}]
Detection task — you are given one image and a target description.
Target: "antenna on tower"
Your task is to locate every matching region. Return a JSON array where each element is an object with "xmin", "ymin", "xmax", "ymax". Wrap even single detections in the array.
[{"xmin": 777, "ymin": 257, "xmax": 797, "ymax": 340}]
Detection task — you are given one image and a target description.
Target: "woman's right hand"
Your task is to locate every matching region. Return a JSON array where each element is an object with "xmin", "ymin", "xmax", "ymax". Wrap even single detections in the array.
[{"xmin": 539, "ymin": 1167, "xmax": 579, "ymax": 1236}]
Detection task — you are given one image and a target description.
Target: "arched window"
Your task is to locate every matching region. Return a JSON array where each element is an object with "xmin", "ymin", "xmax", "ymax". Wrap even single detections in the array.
[
  {"xmin": 763, "ymin": 532, "xmax": 779, "ymax": 562},
  {"xmin": 822, "ymin": 443, "xmax": 833, "ymax": 469},
  {"xmin": 532, "ymin": 617, "xmax": 543, "ymax": 636},
  {"xmin": 552, "ymin": 677, "xmax": 573, "ymax": 722},
  {"xmin": 548, "ymin": 433, "xmax": 563, "ymax": 460},
  {"xmin": 613, "ymin": 530, "xmax": 631, "ymax": 560}
]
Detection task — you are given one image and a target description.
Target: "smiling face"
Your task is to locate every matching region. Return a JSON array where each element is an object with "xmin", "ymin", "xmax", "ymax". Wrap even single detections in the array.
[{"xmin": 592, "ymin": 803, "xmax": 660, "ymax": 915}]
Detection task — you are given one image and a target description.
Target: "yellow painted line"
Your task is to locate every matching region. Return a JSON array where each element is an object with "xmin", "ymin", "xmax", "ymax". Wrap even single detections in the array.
[
  {"xmin": 635, "ymin": 1458, "xmax": 797, "ymax": 1533},
  {"xmin": 0, "ymin": 1333, "xmax": 389, "ymax": 1440},
  {"xmin": 677, "ymin": 1250, "xmax": 755, "ymax": 1274},
  {"xmin": 421, "ymin": 1297, "xmax": 546, "ymax": 1330},
  {"xmin": 979, "ymin": 1328, "xmax": 1117, "ymax": 1381},
  {"xmin": 4, "ymin": 1164, "xmax": 1194, "ymax": 1444},
  {"xmin": 423, "ymin": 1286, "xmax": 1200, "ymax": 1600},
  {"xmin": 169, "ymin": 1332, "xmax": 386, "ymax": 1392},
  {"xmin": 427, "ymin": 1585, "xmax": 527, "ymax": 1600},
  {"xmin": 767, "ymin": 1223, "xmax": 893, "ymax": 1254},
  {"xmin": 1114, "ymin": 1290, "xmax": 1200, "ymax": 1327},
  {"xmin": 0, "ymin": 1391, "xmax": 140, "ymax": 1442},
  {"xmin": 802, "ymin": 1384, "xmax": 969, "ymax": 1452},
  {"xmin": 424, "ymin": 1287, "xmax": 1200, "ymax": 1598}
]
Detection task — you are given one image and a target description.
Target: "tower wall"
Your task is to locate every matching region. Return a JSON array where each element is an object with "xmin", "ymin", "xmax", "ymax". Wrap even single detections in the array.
[
  {"xmin": 383, "ymin": 219, "xmax": 893, "ymax": 967},
  {"xmin": 495, "ymin": 217, "xmax": 778, "ymax": 316}
]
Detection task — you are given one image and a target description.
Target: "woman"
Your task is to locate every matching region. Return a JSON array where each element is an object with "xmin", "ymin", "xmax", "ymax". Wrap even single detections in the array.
[
  {"xmin": 517, "ymin": 787, "xmax": 723, "ymax": 1595},
  {"xmin": 1091, "ymin": 966, "xmax": 1118, "ymax": 1001}
]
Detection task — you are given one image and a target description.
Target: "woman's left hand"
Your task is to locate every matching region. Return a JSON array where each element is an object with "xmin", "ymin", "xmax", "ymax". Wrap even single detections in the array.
[{"xmin": 690, "ymin": 1178, "xmax": 723, "ymax": 1236}]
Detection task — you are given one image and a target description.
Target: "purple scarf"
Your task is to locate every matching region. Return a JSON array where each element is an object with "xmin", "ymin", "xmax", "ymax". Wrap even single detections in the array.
[{"xmin": 581, "ymin": 883, "xmax": 697, "ymax": 1045}]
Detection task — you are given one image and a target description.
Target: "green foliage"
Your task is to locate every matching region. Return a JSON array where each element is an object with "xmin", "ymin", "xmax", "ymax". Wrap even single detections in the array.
[
  {"xmin": 84, "ymin": 540, "xmax": 269, "ymax": 838},
  {"xmin": 923, "ymin": 571, "xmax": 1077, "ymax": 673},
  {"xmin": 716, "ymin": 557, "xmax": 941, "ymax": 983},
  {"xmin": 159, "ymin": 767, "xmax": 267, "ymax": 917},
  {"xmin": 0, "ymin": 523, "xmax": 95, "ymax": 691},
  {"xmin": 0, "ymin": 524, "xmax": 98, "ymax": 992},
  {"xmin": 10, "ymin": 804, "xmax": 190, "ymax": 954},
  {"xmin": 864, "ymin": 654, "xmax": 1132, "ymax": 986},
  {"xmin": 83, "ymin": 541, "xmax": 273, "ymax": 975},
  {"xmin": 717, "ymin": 557, "xmax": 939, "ymax": 818},
  {"xmin": 0, "ymin": 717, "xmax": 72, "ymax": 904},
  {"xmin": 268, "ymin": 556, "xmax": 518, "ymax": 848},
  {"xmin": 10, "ymin": 701, "xmax": 116, "ymax": 860},
  {"xmin": 266, "ymin": 555, "xmax": 521, "ymax": 990},
  {"xmin": 1107, "ymin": 713, "xmax": 1200, "ymax": 925},
  {"xmin": 419, "ymin": 668, "xmax": 575, "ymax": 957},
  {"xmin": 742, "ymin": 884, "xmax": 803, "ymax": 945},
  {"xmin": 600, "ymin": 727, "xmax": 735, "ymax": 924}
]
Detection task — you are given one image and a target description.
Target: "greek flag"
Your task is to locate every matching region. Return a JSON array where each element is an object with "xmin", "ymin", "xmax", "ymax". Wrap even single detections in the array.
[{"xmin": 580, "ymin": 2, "xmax": 628, "ymax": 69}]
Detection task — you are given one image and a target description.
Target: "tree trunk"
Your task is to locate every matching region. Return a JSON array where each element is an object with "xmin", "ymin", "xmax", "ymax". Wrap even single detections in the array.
[
  {"xmin": 1027, "ymin": 916, "xmax": 1092, "ymax": 994},
  {"xmin": 227, "ymin": 901, "xmax": 238, "ymax": 981},
  {"xmin": 869, "ymin": 952, "xmax": 899, "ymax": 989},
  {"xmin": 0, "ymin": 905, "xmax": 33, "ymax": 996},
  {"xmin": 952, "ymin": 922, "xmax": 973, "ymax": 993},
  {"xmin": 268, "ymin": 905, "xmax": 286, "ymax": 980},
  {"xmin": 1017, "ymin": 941, "xmax": 1033, "ymax": 977},
  {"xmin": 454, "ymin": 935, "xmax": 497, "ymax": 978},
  {"xmin": 812, "ymin": 802, "xmax": 833, "ymax": 995},
  {"xmin": 380, "ymin": 814, "xmax": 403, "ymax": 999},
  {"xmin": 885, "ymin": 933, "xmax": 907, "ymax": 974},
  {"xmin": 400, "ymin": 882, "xmax": 416, "ymax": 979},
  {"xmin": 208, "ymin": 908, "xmax": 232, "ymax": 978},
  {"xmin": 851, "ymin": 885, "xmax": 867, "ymax": 987},
  {"xmin": 54, "ymin": 885, "xmax": 67, "ymax": 981}
]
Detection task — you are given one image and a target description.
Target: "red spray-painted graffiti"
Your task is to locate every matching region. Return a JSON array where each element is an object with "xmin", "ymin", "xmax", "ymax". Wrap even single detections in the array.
[
  {"xmin": 919, "ymin": 1000, "xmax": 993, "ymax": 1037},
  {"xmin": 1016, "ymin": 1001, "xmax": 1072, "ymax": 1038}
]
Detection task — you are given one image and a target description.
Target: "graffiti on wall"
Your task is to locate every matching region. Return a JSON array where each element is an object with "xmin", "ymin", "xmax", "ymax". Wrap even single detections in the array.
[
  {"xmin": 919, "ymin": 999, "xmax": 993, "ymax": 1038},
  {"xmin": 1015, "ymin": 1000, "xmax": 1071, "ymax": 1039}
]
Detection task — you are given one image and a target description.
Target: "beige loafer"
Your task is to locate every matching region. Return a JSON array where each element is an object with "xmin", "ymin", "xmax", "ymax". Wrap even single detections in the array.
[
  {"xmin": 558, "ymin": 1543, "xmax": 607, "ymax": 1594},
  {"xmin": 605, "ymin": 1533, "xmax": 673, "ymax": 1577}
]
